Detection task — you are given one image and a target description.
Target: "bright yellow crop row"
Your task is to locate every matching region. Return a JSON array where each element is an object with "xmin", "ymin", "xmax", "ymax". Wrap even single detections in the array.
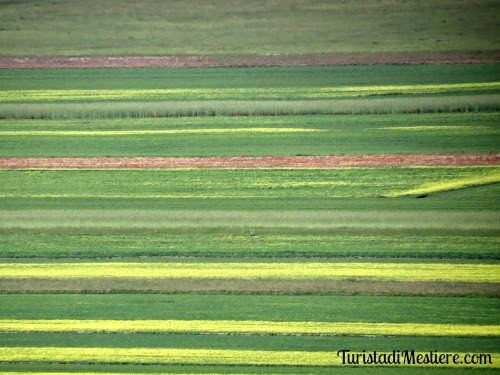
[
  {"xmin": 0, "ymin": 319, "xmax": 497, "ymax": 337},
  {"xmin": 1, "ymin": 82, "xmax": 497, "ymax": 101},
  {"xmin": 376, "ymin": 125, "xmax": 494, "ymax": 131},
  {"xmin": 0, "ymin": 347, "xmax": 498, "ymax": 367},
  {"xmin": 0, "ymin": 128, "xmax": 318, "ymax": 136},
  {"xmin": 0, "ymin": 347, "xmax": 338, "ymax": 366},
  {"xmin": 0, "ymin": 262, "xmax": 498, "ymax": 282},
  {"xmin": 388, "ymin": 172, "xmax": 500, "ymax": 197}
]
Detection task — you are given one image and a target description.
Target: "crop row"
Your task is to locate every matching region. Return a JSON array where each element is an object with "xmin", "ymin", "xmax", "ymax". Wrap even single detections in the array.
[
  {"xmin": 0, "ymin": 96, "xmax": 498, "ymax": 119},
  {"xmin": 1, "ymin": 113, "xmax": 497, "ymax": 158},
  {"xmin": 1, "ymin": 167, "xmax": 497, "ymax": 199},
  {"xmin": 1, "ymin": 319, "xmax": 497, "ymax": 337},
  {"xmin": 1, "ymin": 347, "xmax": 498, "ymax": 368},
  {"xmin": 2, "ymin": 233, "xmax": 497, "ymax": 259},
  {"xmin": 2, "ymin": 65, "xmax": 498, "ymax": 91},
  {"xmin": 0, "ymin": 128, "xmax": 318, "ymax": 136},
  {"xmin": 0, "ymin": 210, "xmax": 497, "ymax": 235},
  {"xmin": 0, "ymin": 262, "xmax": 498, "ymax": 282},
  {"xmin": 1, "ymin": 83, "xmax": 498, "ymax": 102}
]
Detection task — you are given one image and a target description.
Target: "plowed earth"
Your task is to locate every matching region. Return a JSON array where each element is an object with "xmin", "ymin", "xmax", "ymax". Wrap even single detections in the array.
[
  {"xmin": 1, "ymin": 154, "xmax": 498, "ymax": 169},
  {"xmin": 1, "ymin": 51, "xmax": 499, "ymax": 68}
]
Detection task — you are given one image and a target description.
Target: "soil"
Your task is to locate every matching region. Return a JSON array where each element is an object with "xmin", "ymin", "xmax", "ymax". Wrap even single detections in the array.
[
  {"xmin": 1, "ymin": 153, "xmax": 498, "ymax": 169},
  {"xmin": 0, "ymin": 50, "xmax": 498, "ymax": 69}
]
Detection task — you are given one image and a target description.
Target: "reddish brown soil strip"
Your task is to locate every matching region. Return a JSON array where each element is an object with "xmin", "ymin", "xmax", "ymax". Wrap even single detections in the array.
[
  {"xmin": 0, "ymin": 154, "xmax": 498, "ymax": 169},
  {"xmin": 1, "ymin": 51, "xmax": 498, "ymax": 69}
]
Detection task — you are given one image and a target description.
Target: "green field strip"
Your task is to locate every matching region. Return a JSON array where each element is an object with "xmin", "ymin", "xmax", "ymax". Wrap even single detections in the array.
[
  {"xmin": 0, "ymin": 128, "xmax": 319, "ymax": 136},
  {"xmin": 0, "ymin": 210, "xmax": 497, "ymax": 234},
  {"xmin": 0, "ymin": 261, "xmax": 498, "ymax": 282},
  {"xmin": 2, "ymin": 65, "xmax": 498, "ymax": 91},
  {"xmin": 2, "ymin": 168, "xmax": 497, "ymax": 201},
  {"xmin": 1, "ymin": 83, "xmax": 498, "ymax": 102},
  {"xmin": 0, "ymin": 347, "xmax": 497, "ymax": 368},
  {"xmin": 1, "ymin": 320, "xmax": 497, "ymax": 337},
  {"xmin": 2, "ymin": 332, "xmax": 499, "ymax": 357},
  {"xmin": 1, "ymin": 95, "xmax": 499, "ymax": 119},
  {"xmin": 1, "ymin": 233, "xmax": 498, "ymax": 259},
  {"xmin": 0, "ymin": 113, "xmax": 498, "ymax": 157},
  {"xmin": 2, "ymin": 278, "xmax": 497, "ymax": 297},
  {"xmin": 2, "ymin": 194, "xmax": 497, "ymax": 212},
  {"xmin": 0, "ymin": 0, "xmax": 497, "ymax": 56},
  {"xmin": 2, "ymin": 332, "xmax": 498, "ymax": 354},
  {"xmin": 2, "ymin": 295, "xmax": 496, "ymax": 324},
  {"xmin": 0, "ymin": 112, "xmax": 497, "ymax": 130}
]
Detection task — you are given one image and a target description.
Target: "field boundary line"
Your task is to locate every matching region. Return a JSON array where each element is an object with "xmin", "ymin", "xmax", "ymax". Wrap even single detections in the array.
[
  {"xmin": 0, "ymin": 154, "xmax": 498, "ymax": 169},
  {"xmin": 1, "ymin": 51, "xmax": 499, "ymax": 68}
]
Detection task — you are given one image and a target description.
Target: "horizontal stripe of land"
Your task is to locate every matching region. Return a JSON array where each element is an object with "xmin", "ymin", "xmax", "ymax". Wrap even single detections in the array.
[
  {"xmin": 1, "ymin": 320, "xmax": 497, "ymax": 337},
  {"xmin": 1, "ymin": 154, "xmax": 499, "ymax": 168},
  {"xmin": 0, "ymin": 128, "xmax": 318, "ymax": 136},
  {"xmin": 1, "ymin": 51, "xmax": 498, "ymax": 68},
  {"xmin": 2, "ymin": 278, "xmax": 497, "ymax": 297},
  {"xmin": 1, "ymin": 347, "xmax": 497, "ymax": 367},
  {"xmin": 1, "ymin": 210, "xmax": 497, "ymax": 234},
  {"xmin": 1, "ymin": 96, "xmax": 498, "ymax": 119},
  {"xmin": 0, "ymin": 262, "xmax": 498, "ymax": 282},
  {"xmin": 1, "ymin": 83, "xmax": 497, "ymax": 102}
]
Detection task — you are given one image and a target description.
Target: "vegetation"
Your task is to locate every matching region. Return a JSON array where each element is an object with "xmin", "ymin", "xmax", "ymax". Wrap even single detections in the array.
[
  {"xmin": 0, "ymin": 18, "xmax": 498, "ymax": 372},
  {"xmin": 0, "ymin": 0, "xmax": 498, "ymax": 56},
  {"xmin": 1, "ymin": 233, "xmax": 497, "ymax": 259},
  {"xmin": 1, "ymin": 319, "xmax": 497, "ymax": 337},
  {"xmin": 0, "ymin": 113, "xmax": 498, "ymax": 157},
  {"xmin": 1, "ymin": 261, "xmax": 498, "ymax": 282}
]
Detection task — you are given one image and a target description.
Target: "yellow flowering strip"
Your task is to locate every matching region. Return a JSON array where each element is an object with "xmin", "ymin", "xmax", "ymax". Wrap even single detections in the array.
[
  {"xmin": 376, "ymin": 125, "xmax": 494, "ymax": 131},
  {"xmin": 0, "ymin": 319, "xmax": 497, "ymax": 337},
  {"xmin": 1, "ymin": 82, "xmax": 497, "ymax": 102},
  {"xmin": 0, "ymin": 347, "xmax": 337, "ymax": 366},
  {"xmin": 0, "ymin": 262, "xmax": 498, "ymax": 282},
  {"xmin": 0, "ymin": 347, "xmax": 498, "ymax": 368},
  {"xmin": 388, "ymin": 173, "xmax": 500, "ymax": 197},
  {"xmin": 0, "ymin": 128, "xmax": 319, "ymax": 136}
]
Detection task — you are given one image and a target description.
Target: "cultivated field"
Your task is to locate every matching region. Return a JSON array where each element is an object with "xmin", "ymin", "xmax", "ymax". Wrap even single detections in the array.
[
  {"xmin": 0, "ymin": 0, "xmax": 499, "ymax": 373},
  {"xmin": 0, "ymin": 62, "xmax": 498, "ymax": 374}
]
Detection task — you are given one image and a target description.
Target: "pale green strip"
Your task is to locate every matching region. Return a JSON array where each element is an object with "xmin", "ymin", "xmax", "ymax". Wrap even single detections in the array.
[
  {"xmin": 0, "ymin": 320, "xmax": 497, "ymax": 337},
  {"xmin": 0, "ymin": 128, "xmax": 318, "ymax": 136},
  {"xmin": 0, "ymin": 210, "xmax": 498, "ymax": 232},
  {"xmin": 1, "ymin": 82, "xmax": 497, "ymax": 101},
  {"xmin": 0, "ymin": 347, "xmax": 497, "ymax": 368},
  {"xmin": 388, "ymin": 173, "xmax": 500, "ymax": 197},
  {"xmin": 0, "ymin": 262, "xmax": 498, "ymax": 282}
]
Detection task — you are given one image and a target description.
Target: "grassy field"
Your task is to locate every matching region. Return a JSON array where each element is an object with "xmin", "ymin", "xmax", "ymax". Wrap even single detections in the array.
[
  {"xmin": 0, "ymin": 0, "xmax": 498, "ymax": 56},
  {"xmin": 0, "ymin": 113, "xmax": 499, "ymax": 156},
  {"xmin": 0, "ymin": 53, "xmax": 499, "ymax": 375}
]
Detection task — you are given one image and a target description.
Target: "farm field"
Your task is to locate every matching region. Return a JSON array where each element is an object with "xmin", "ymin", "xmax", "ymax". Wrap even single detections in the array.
[
  {"xmin": 0, "ymin": 0, "xmax": 498, "ymax": 57},
  {"xmin": 0, "ymin": 1, "xmax": 499, "ymax": 368},
  {"xmin": 0, "ymin": 63, "xmax": 498, "ymax": 373}
]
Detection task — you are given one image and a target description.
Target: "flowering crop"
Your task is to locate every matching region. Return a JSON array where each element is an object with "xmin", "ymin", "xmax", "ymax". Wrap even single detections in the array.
[
  {"xmin": 0, "ymin": 82, "xmax": 497, "ymax": 102},
  {"xmin": 0, "ymin": 319, "xmax": 497, "ymax": 337},
  {"xmin": 0, "ymin": 262, "xmax": 497, "ymax": 282}
]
